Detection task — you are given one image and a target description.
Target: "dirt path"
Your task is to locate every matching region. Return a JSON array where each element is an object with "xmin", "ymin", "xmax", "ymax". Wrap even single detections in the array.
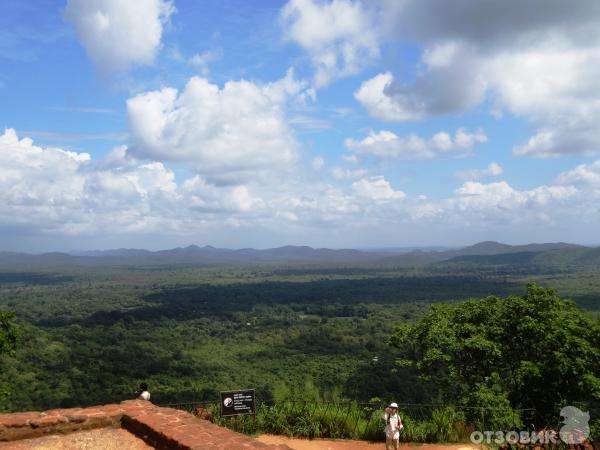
[{"xmin": 256, "ymin": 435, "xmax": 479, "ymax": 450}]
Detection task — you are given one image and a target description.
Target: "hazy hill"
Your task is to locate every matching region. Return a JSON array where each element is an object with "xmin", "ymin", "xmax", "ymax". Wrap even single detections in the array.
[
  {"xmin": 430, "ymin": 245, "xmax": 600, "ymax": 272},
  {"xmin": 72, "ymin": 248, "xmax": 152, "ymax": 257},
  {"xmin": 0, "ymin": 245, "xmax": 385, "ymax": 267},
  {"xmin": 376, "ymin": 241, "xmax": 585, "ymax": 267},
  {"xmin": 452, "ymin": 241, "xmax": 582, "ymax": 256},
  {"xmin": 0, "ymin": 241, "xmax": 595, "ymax": 269}
]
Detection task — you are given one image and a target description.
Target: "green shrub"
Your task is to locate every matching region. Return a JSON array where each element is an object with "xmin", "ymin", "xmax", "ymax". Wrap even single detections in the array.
[
  {"xmin": 430, "ymin": 407, "xmax": 467, "ymax": 442},
  {"xmin": 210, "ymin": 401, "xmax": 475, "ymax": 443}
]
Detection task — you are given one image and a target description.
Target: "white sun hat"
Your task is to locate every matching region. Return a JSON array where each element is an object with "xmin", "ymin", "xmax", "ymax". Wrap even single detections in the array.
[{"xmin": 389, "ymin": 402, "xmax": 398, "ymax": 408}]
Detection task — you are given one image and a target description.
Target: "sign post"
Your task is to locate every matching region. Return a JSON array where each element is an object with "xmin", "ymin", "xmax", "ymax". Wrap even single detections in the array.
[{"xmin": 220, "ymin": 389, "xmax": 256, "ymax": 417}]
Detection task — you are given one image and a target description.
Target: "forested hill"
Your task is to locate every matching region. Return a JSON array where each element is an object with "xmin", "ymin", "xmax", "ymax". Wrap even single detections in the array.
[
  {"xmin": 373, "ymin": 241, "xmax": 599, "ymax": 270},
  {"xmin": 428, "ymin": 245, "xmax": 600, "ymax": 272},
  {"xmin": 0, "ymin": 241, "xmax": 596, "ymax": 269}
]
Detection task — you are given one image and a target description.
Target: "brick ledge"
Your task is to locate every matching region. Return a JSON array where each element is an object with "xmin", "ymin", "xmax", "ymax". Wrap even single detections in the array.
[{"xmin": 0, "ymin": 400, "xmax": 291, "ymax": 449}]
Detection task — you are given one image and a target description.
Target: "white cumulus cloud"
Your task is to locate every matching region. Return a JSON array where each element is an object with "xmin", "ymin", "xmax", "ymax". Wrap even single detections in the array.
[
  {"xmin": 452, "ymin": 181, "xmax": 577, "ymax": 216},
  {"xmin": 127, "ymin": 70, "xmax": 310, "ymax": 182},
  {"xmin": 354, "ymin": 72, "xmax": 426, "ymax": 121},
  {"xmin": 2, "ymin": 127, "xmax": 598, "ymax": 247},
  {"xmin": 280, "ymin": 0, "xmax": 379, "ymax": 87},
  {"xmin": 0, "ymin": 128, "xmax": 180, "ymax": 235},
  {"xmin": 65, "ymin": 0, "xmax": 175, "ymax": 74},
  {"xmin": 556, "ymin": 160, "xmax": 600, "ymax": 185},
  {"xmin": 182, "ymin": 176, "xmax": 263, "ymax": 213},
  {"xmin": 345, "ymin": 128, "xmax": 487, "ymax": 161},
  {"xmin": 352, "ymin": 176, "xmax": 405, "ymax": 201},
  {"xmin": 352, "ymin": 1, "xmax": 600, "ymax": 157}
]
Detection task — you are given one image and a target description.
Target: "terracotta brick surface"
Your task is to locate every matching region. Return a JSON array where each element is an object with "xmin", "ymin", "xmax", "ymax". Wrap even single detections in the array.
[{"xmin": 0, "ymin": 400, "xmax": 292, "ymax": 449}]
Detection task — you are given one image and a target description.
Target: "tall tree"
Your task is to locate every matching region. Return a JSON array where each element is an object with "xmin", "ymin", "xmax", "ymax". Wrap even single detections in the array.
[
  {"xmin": 0, "ymin": 310, "xmax": 17, "ymax": 357},
  {"xmin": 390, "ymin": 284, "xmax": 600, "ymax": 425},
  {"xmin": 0, "ymin": 310, "xmax": 18, "ymax": 409}
]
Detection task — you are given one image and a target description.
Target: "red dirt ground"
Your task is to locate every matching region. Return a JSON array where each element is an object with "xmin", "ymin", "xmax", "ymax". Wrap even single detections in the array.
[{"xmin": 256, "ymin": 435, "xmax": 479, "ymax": 450}]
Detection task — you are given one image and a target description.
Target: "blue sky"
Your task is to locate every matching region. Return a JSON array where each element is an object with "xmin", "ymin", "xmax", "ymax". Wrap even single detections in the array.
[{"xmin": 1, "ymin": 0, "xmax": 600, "ymax": 251}]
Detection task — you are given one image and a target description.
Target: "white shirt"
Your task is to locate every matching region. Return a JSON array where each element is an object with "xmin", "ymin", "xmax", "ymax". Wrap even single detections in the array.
[
  {"xmin": 383, "ymin": 412, "xmax": 403, "ymax": 440},
  {"xmin": 139, "ymin": 390, "xmax": 151, "ymax": 401}
]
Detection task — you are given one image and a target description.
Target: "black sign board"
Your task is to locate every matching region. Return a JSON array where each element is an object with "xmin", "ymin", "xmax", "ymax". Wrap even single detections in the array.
[{"xmin": 220, "ymin": 389, "xmax": 256, "ymax": 417}]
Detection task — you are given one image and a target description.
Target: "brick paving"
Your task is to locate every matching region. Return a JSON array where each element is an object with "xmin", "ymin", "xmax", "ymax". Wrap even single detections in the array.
[
  {"xmin": 0, "ymin": 400, "xmax": 292, "ymax": 449},
  {"xmin": 0, "ymin": 428, "xmax": 153, "ymax": 450}
]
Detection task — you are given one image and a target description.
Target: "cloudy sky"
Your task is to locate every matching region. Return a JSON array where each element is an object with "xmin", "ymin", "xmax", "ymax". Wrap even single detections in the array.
[{"xmin": 1, "ymin": 0, "xmax": 600, "ymax": 251}]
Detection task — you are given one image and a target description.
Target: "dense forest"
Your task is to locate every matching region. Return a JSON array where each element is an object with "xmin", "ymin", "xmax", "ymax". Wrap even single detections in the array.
[{"xmin": 0, "ymin": 254, "xmax": 598, "ymax": 435}]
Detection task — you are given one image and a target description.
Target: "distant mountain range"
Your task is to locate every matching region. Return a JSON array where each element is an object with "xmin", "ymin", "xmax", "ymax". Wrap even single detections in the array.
[
  {"xmin": 446, "ymin": 240, "xmax": 580, "ymax": 255},
  {"xmin": 68, "ymin": 244, "xmax": 377, "ymax": 263},
  {"xmin": 0, "ymin": 241, "xmax": 598, "ymax": 269}
]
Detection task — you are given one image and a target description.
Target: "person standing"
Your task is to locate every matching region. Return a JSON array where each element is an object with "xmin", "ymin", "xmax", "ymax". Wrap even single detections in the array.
[
  {"xmin": 136, "ymin": 382, "xmax": 151, "ymax": 401},
  {"xmin": 383, "ymin": 402, "xmax": 403, "ymax": 450}
]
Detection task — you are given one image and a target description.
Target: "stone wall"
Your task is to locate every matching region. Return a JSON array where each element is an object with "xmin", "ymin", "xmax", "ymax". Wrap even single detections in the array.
[{"xmin": 0, "ymin": 400, "xmax": 292, "ymax": 449}]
